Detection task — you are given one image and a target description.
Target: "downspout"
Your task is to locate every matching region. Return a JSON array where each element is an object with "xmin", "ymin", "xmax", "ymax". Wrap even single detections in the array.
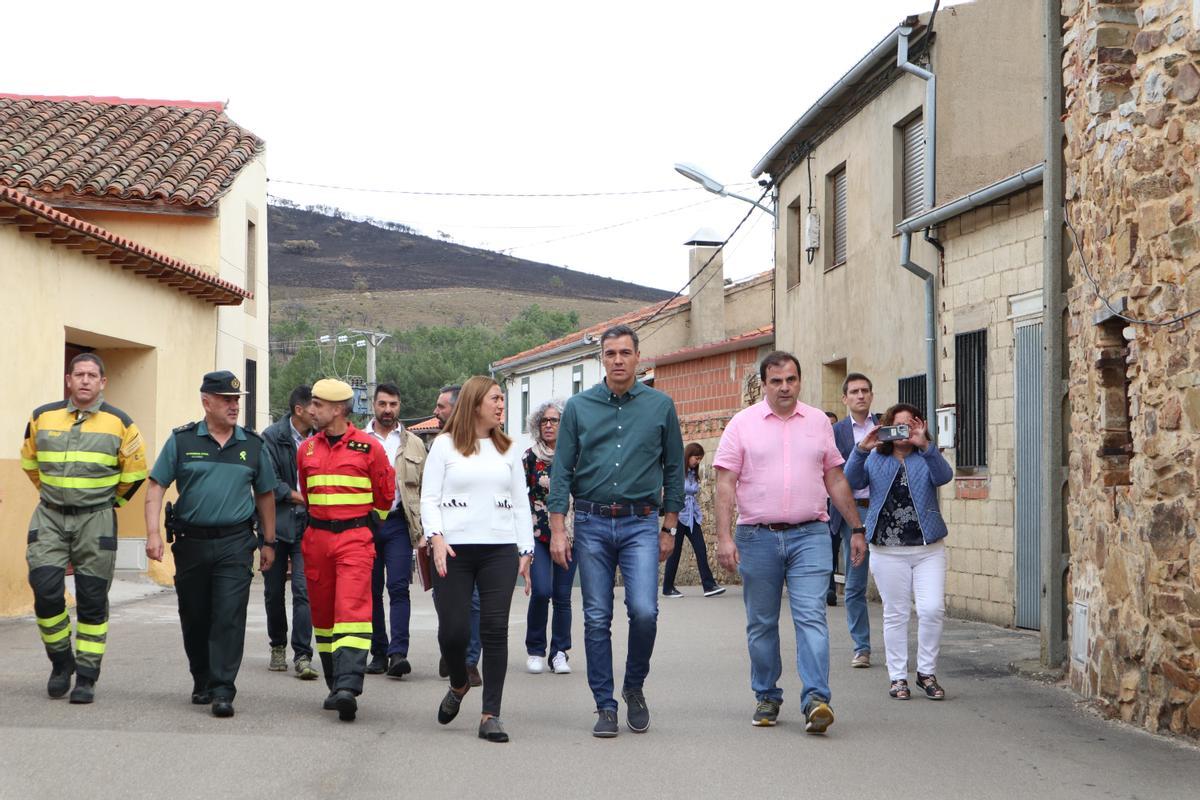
[
  {"xmin": 897, "ymin": 19, "xmax": 939, "ymax": 439},
  {"xmin": 1040, "ymin": 0, "xmax": 1067, "ymax": 667}
]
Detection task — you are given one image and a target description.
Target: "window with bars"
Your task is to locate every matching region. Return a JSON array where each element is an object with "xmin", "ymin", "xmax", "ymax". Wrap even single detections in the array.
[
  {"xmin": 901, "ymin": 115, "xmax": 926, "ymax": 219},
  {"xmin": 898, "ymin": 374, "xmax": 927, "ymax": 417},
  {"xmin": 954, "ymin": 330, "xmax": 987, "ymax": 469},
  {"xmin": 244, "ymin": 358, "xmax": 258, "ymax": 430},
  {"xmin": 827, "ymin": 166, "xmax": 847, "ymax": 269},
  {"xmin": 572, "ymin": 364, "xmax": 584, "ymax": 395}
]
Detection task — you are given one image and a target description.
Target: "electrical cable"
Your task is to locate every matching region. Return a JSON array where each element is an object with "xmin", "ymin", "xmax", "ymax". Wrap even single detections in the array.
[
  {"xmin": 501, "ymin": 198, "xmax": 719, "ymax": 251},
  {"xmin": 1065, "ymin": 213, "xmax": 1200, "ymax": 328},
  {"xmin": 270, "ymin": 179, "xmax": 754, "ymax": 198}
]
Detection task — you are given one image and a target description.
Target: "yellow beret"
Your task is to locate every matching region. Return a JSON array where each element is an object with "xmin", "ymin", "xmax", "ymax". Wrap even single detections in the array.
[{"xmin": 312, "ymin": 378, "xmax": 354, "ymax": 402}]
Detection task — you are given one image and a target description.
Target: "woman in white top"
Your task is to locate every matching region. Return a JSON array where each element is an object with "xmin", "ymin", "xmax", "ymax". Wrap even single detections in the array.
[{"xmin": 421, "ymin": 376, "xmax": 534, "ymax": 743}]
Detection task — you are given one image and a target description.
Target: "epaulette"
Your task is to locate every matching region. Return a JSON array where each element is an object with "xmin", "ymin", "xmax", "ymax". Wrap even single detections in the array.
[
  {"xmin": 173, "ymin": 421, "xmax": 200, "ymax": 435},
  {"xmin": 241, "ymin": 427, "xmax": 264, "ymax": 441},
  {"xmin": 347, "ymin": 439, "xmax": 371, "ymax": 453},
  {"xmin": 98, "ymin": 402, "xmax": 134, "ymax": 427},
  {"xmin": 31, "ymin": 400, "xmax": 69, "ymax": 419}
]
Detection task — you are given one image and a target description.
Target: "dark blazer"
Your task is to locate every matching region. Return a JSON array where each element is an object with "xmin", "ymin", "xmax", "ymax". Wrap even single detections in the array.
[
  {"xmin": 828, "ymin": 413, "xmax": 878, "ymax": 536},
  {"xmin": 262, "ymin": 414, "xmax": 310, "ymax": 543}
]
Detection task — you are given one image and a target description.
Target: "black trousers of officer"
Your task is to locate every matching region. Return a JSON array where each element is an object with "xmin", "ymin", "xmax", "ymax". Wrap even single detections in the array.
[{"xmin": 172, "ymin": 532, "xmax": 257, "ymax": 701}]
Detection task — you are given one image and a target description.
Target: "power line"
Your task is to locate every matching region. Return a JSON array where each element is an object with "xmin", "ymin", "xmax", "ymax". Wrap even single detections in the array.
[
  {"xmin": 500, "ymin": 198, "xmax": 719, "ymax": 251},
  {"xmin": 271, "ymin": 178, "xmax": 755, "ymax": 198}
]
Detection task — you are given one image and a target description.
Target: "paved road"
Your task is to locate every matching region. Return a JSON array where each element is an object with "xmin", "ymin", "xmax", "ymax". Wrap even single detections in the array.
[{"xmin": 1, "ymin": 578, "xmax": 1197, "ymax": 800}]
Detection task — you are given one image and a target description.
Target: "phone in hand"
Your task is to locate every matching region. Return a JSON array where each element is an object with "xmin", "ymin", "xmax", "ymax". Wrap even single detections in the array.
[{"xmin": 877, "ymin": 424, "xmax": 911, "ymax": 442}]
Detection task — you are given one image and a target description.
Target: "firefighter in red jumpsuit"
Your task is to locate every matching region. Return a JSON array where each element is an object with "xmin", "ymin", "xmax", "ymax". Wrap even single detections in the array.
[{"xmin": 298, "ymin": 379, "xmax": 395, "ymax": 722}]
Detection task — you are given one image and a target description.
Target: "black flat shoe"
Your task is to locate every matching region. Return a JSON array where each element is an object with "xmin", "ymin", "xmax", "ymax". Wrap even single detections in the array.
[
  {"xmin": 438, "ymin": 686, "xmax": 467, "ymax": 725},
  {"xmin": 478, "ymin": 717, "xmax": 509, "ymax": 742},
  {"xmin": 212, "ymin": 699, "xmax": 234, "ymax": 718},
  {"xmin": 334, "ymin": 689, "xmax": 357, "ymax": 721}
]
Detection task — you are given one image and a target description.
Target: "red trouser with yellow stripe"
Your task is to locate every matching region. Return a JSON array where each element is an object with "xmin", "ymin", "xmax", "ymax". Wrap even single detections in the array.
[{"xmin": 301, "ymin": 526, "xmax": 375, "ymax": 695}]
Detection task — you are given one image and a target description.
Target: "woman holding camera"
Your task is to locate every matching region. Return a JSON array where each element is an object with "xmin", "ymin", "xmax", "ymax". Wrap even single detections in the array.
[{"xmin": 844, "ymin": 403, "xmax": 953, "ymax": 701}]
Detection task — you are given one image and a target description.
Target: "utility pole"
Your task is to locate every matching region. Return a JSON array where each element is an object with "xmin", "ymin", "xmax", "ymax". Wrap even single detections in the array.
[{"xmin": 349, "ymin": 329, "xmax": 391, "ymax": 397}]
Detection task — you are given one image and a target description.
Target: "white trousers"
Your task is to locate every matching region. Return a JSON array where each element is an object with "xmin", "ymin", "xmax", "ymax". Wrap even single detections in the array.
[{"xmin": 868, "ymin": 540, "xmax": 946, "ymax": 681}]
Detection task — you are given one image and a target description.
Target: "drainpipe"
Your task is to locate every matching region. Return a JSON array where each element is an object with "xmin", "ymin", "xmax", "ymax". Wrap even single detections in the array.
[
  {"xmin": 897, "ymin": 20, "xmax": 939, "ymax": 440},
  {"xmin": 1040, "ymin": 0, "xmax": 1067, "ymax": 668}
]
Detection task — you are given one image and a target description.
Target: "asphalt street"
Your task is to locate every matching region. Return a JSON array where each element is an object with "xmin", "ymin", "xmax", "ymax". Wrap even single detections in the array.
[{"xmin": 1, "ymin": 576, "xmax": 1197, "ymax": 800}]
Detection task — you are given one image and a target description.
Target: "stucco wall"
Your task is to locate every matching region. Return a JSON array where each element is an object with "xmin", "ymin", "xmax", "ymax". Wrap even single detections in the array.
[{"xmin": 0, "ymin": 224, "xmax": 220, "ymax": 615}]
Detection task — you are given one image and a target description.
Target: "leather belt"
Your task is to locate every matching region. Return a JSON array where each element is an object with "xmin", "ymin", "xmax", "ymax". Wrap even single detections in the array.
[
  {"xmin": 576, "ymin": 499, "xmax": 657, "ymax": 518},
  {"xmin": 175, "ymin": 520, "xmax": 253, "ymax": 540},
  {"xmin": 761, "ymin": 521, "xmax": 813, "ymax": 531},
  {"xmin": 41, "ymin": 500, "xmax": 111, "ymax": 515},
  {"xmin": 309, "ymin": 515, "xmax": 371, "ymax": 533},
  {"xmin": 854, "ymin": 499, "xmax": 870, "ymax": 508}
]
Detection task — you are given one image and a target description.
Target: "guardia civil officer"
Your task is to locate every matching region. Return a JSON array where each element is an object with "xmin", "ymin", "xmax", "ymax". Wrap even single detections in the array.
[
  {"xmin": 21, "ymin": 353, "xmax": 148, "ymax": 704},
  {"xmin": 297, "ymin": 378, "xmax": 395, "ymax": 722},
  {"xmin": 143, "ymin": 371, "xmax": 277, "ymax": 718}
]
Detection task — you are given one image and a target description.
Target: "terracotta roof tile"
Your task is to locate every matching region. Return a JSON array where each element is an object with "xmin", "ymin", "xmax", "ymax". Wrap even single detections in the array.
[
  {"xmin": 0, "ymin": 185, "xmax": 249, "ymax": 305},
  {"xmin": 0, "ymin": 94, "xmax": 264, "ymax": 208},
  {"xmin": 408, "ymin": 417, "xmax": 441, "ymax": 433}
]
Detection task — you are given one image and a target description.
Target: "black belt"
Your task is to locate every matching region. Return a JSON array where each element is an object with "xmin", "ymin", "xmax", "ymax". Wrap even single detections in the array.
[
  {"xmin": 41, "ymin": 500, "xmax": 111, "ymax": 515},
  {"xmin": 854, "ymin": 499, "xmax": 870, "ymax": 508},
  {"xmin": 759, "ymin": 521, "xmax": 817, "ymax": 531},
  {"xmin": 308, "ymin": 515, "xmax": 371, "ymax": 533},
  {"xmin": 175, "ymin": 520, "xmax": 253, "ymax": 540},
  {"xmin": 575, "ymin": 499, "xmax": 657, "ymax": 518}
]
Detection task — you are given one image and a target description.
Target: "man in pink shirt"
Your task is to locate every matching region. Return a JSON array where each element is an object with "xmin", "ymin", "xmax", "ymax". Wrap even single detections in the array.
[{"xmin": 714, "ymin": 351, "xmax": 865, "ymax": 733}]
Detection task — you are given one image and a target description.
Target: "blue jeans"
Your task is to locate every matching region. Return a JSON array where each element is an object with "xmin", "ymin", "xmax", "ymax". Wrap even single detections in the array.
[
  {"xmin": 263, "ymin": 536, "xmax": 313, "ymax": 660},
  {"xmin": 736, "ymin": 521, "xmax": 832, "ymax": 709},
  {"xmin": 526, "ymin": 537, "xmax": 577, "ymax": 656},
  {"xmin": 371, "ymin": 514, "xmax": 412, "ymax": 657},
  {"xmin": 574, "ymin": 509, "xmax": 659, "ymax": 711},
  {"xmin": 839, "ymin": 520, "xmax": 871, "ymax": 655}
]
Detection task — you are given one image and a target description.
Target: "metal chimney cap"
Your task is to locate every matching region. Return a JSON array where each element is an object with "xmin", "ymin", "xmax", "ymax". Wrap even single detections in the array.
[{"xmin": 685, "ymin": 226, "xmax": 724, "ymax": 247}]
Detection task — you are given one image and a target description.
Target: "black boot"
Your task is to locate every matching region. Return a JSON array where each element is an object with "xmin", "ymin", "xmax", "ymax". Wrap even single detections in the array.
[
  {"xmin": 69, "ymin": 676, "xmax": 95, "ymax": 704},
  {"xmin": 365, "ymin": 653, "xmax": 387, "ymax": 675},
  {"xmin": 47, "ymin": 654, "xmax": 75, "ymax": 699}
]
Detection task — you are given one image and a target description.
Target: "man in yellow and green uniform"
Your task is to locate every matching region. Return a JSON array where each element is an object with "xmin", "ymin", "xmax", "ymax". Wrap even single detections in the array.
[{"xmin": 21, "ymin": 353, "xmax": 147, "ymax": 704}]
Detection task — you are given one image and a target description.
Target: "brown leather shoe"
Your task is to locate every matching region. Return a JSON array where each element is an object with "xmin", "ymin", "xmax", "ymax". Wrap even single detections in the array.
[{"xmin": 467, "ymin": 663, "xmax": 482, "ymax": 687}]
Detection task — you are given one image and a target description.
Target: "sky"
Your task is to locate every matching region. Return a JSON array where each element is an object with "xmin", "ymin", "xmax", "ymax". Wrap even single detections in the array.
[{"xmin": 6, "ymin": 0, "xmax": 964, "ymax": 293}]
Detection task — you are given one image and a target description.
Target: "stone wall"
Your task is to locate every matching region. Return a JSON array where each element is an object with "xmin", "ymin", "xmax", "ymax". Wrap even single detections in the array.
[
  {"xmin": 937, "ymin": 186, "xmax": 1045, "ymax": 627},
  {"xmin": 1062, "ymin": 0, "xmax": 1200, "ymax": 738}
]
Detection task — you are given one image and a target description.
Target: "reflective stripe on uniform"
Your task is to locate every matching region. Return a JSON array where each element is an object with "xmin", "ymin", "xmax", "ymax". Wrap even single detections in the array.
[
  {"xmin": 38, "ymin": 473, "xmax": 120, "ymax": 489},
  {"xmin": 306, "ymin": 474, "xmax": 372, "ymax": 489},
  {"xmin": 37, "ymin": 450, "xmax": 119, "ymax": 466},
  {"xmin": 117, "ymin": 470, "xmax": 148, "ymax": 483},
  {"xmin": 376, "ymin": 510, "xmax": 389, "ymax": 520},
  {"xmin": 314, "ymin": 626, "xmax": 334, "ymax": 653},
  {"xmin": 330, "ymin": 636, "xmax": 371, "ymax": 652},
  {"xmin": 332, "ymin": 621, "xmax": 372, "ymax": 634},
  {"xmin": 21, "ymin": 457, "xmax": 38, "ymax": 470},
  {"xmin": 307, "ymin": 493, "xmax": 374, "ymax": 506},
  {"xmin": 76, "ymin": 639, "xmax": 105, "ymax": 654},
  {"xmin": 40, "ymin": 626, "xmax": 71, "ymax": 644},
  {"xmin": 37, "ymin": 610, "xmax": 69, "ymax": 628},
  {"xmin": 76, "ymin": 621, "xmax": 108, "ymax": 636}
]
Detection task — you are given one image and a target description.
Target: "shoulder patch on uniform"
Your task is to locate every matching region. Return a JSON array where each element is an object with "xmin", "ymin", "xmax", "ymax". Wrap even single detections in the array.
[
  {"xmin": 347, "ymin": 440, "xmax": 371, "ymax": 453},
  {"xmin": 31, "ymin": 400, "xmax": 68, "ymax": 419},
  {"xmin": 98, "ymin": 402, "xmax": 134, "ymax": 426},
  {"xmin": 173, "ymin": 421, "xmax": 200, "ymax": 434}
]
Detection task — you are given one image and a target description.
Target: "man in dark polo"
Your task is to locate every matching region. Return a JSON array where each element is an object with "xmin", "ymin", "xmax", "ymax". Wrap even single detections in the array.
[
  {"xmin": 144, "ymin": 370, "xmax": 277, "ymax": 718},
  {"xmin": 548, "ymin": 323, "xmax": 684, "ymax": 738}
]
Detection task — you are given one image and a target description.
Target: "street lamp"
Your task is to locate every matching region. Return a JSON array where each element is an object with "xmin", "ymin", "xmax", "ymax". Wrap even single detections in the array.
[{"xmin": 674, "ymin": 162, "xmax": 776, "ymax": 219}]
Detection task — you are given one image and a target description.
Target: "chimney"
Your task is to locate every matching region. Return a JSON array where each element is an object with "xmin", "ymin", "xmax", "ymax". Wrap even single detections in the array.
[{"xmin": 685, "ymin": 227, "xmax": 725, "ymax": 348}]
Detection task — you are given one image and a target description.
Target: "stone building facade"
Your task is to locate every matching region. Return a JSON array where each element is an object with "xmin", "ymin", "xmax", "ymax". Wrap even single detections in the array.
[{"xmin": 1062, "ymin": 0, "xmax": 1200, "ymax": 737}]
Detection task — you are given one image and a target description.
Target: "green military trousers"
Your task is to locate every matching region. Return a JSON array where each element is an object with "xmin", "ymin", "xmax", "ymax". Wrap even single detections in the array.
[{"xmin": 27, "ymin": 505, "xmax": 118, "ymax": 681}]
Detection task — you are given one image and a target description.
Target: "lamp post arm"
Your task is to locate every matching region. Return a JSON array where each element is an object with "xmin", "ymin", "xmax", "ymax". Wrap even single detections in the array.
[{"xmin": 723, "ymin": 190, "xmax": 776, "ymax": 219}]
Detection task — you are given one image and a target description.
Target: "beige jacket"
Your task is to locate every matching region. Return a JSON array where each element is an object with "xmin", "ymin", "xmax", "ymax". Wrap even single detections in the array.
[{"xmin": 395, "ymin": 429, "xmax": 426, "ymax": 545}]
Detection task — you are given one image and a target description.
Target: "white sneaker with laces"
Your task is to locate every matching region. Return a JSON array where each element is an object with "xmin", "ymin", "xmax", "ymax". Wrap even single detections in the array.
[
  {"xmin": 550, "ymin": 651, "xmax": 571, "ymax": 674},
  {"xmin": 526, "ymin": 655, "xmax": 546, "ymax": 674}
]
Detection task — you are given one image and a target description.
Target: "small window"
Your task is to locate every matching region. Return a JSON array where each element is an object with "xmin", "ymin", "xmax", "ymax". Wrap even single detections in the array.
[
  {"xmin": 954, "ymin": 331, "xmax": 987, "ymax": 469},
  {"xmin": 572, "ymin": 365, "xmax": 583, "ymax": 395},
  {"xmin": 244, "ymin": 358, "xmax": 258, "ymax": 431},
  {"xmin": 901, "ymin": 115, "xmax": 926, "ymax": 219},
  {"xmin": 898, "ymin": 374, "xmax": 927, "ymax": 417},
  {"xmin": 827, "ymin": 166, "xmax": 848, "ymax": 269},
  {"xmin": 520, "ymin": 378, "xmax": 530, "ymax": 433},
  {"xmin": 246, "ymin": 220, "xmax": 257, "ymax": 291}
]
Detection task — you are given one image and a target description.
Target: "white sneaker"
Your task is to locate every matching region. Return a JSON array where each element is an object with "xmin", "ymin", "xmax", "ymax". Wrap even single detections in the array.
[
  {"xmin": 526, "ymin": 655, "xmax": 546, "ymax": 674},
  {"xmin": 550, "ymin": 651, "xmax": 571, "ymax": 674}
]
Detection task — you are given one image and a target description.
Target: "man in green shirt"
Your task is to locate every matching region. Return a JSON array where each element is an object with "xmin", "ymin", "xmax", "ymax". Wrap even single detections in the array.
[
  {"xmin": 144, "ymin": 370, "xmax": 277, "ymax": 719},
  {"xmin": 548, "ymin": 323, "xmax": 684, "ymax": 738}
]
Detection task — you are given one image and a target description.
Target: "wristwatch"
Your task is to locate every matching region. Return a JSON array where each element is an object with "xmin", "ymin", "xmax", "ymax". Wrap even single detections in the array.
[
  {"xmin": 851, "ymin": 526, "xmax": 867, "ymax": 535},
  {"xmin": 262, "ymin": 540, "xmax": 276, "ymax": 548},
  {"xmin": 661, "ymin": 526, "xmax": 677, "ymax": 537}
]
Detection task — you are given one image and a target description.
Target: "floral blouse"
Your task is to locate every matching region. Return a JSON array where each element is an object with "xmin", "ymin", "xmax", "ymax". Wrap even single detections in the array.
[
  {"xmin": 874, "ymin": 461, "xmax": 925, "ymax": 547},
  {"xmin": 523, "ymin": 448, "xmax": 553, "ymax": 544}
]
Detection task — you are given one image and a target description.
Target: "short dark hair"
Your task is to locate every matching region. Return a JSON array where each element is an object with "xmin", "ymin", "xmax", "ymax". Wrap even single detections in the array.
[
  {"xmin": 374, "ymin": 383, "xmax": 401, "ymax": 400},
  {"xmin": 842, "ymin": 372, "xmax": 873, "ymax": 395},
  {"xmin": 68, "ymin": 352, "xmax": 105, "ymax": 376},
  {"xmin": 439, "ymin": 384, "xmax": 461, "ymax": 404},
  {"xmin": 825, "ymin": 410, "xmax": 839, "ymax": 422},
  {"xmin": 600, "ymin": 324, "xmax": 639, "ymax": 352},
  {"xmin": 288, "ymin": 385, "xmax": 312, "ymax": 415},
  {"xmin": 759, "ymin": 351, "xmax": 801, "ymax": 382}
]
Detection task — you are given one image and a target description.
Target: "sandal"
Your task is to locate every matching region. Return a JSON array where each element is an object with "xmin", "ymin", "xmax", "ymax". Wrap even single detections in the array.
[
  {"xmin": 916, "ymin": 673, "xmax": 945, "ymax": 700},
  {"xmin": 889, "ymin": 679, "xmax": 910, "ymax": 700}
]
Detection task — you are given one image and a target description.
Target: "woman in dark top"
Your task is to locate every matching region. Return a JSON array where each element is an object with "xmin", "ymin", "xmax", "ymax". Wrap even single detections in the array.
[
  {"xmin": 522, "ymin": 399, "xmax": 578, "ymax": 675},
  {"xmin": 662, "ymin": 442, "xmax": 723, "ymax": 598},
  {"xmin": 844, "ymin": 403, "xmax": 953, "ymax": 701}
]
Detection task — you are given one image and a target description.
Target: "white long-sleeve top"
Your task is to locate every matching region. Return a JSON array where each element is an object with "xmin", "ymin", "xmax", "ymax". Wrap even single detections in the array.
[{"xmin": 420, "ymin": 434, "xmax": 535, "ymax": 554}]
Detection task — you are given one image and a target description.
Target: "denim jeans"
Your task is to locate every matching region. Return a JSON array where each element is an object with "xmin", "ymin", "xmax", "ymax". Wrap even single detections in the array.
[
  {"xmin": 371, "ymin": 514, "xmax": 412, "ymax": 657},
  {"xmin": 839, "ymin": 520, "xmax": 871, "ymax": 655},
  {"xmin": 662, "ymin": 521, "xmax": 718, "ymax": 592},
  {"xmin": 574, "ymin": 509, "xmax": 659, "ymax": 711},
  {"xmin": 263, "ymin": 537, "xmax": 313, "ymax": 660},
  {"xmin": 526, "ymin": 537, "xmax": 577, "ymax": 657},
  {"xmin": 736, "ymin": 521, "xmax": 832, "ymax": 709}
]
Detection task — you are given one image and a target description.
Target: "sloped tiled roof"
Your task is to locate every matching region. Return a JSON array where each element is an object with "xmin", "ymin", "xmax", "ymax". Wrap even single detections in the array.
[
  {"xmin": 646, "ymin": 324, "xmax": 774, "ymax": 368},
  {"xmin": 0, "ymin": 94, "xmax": 264, "ymax": 209},
  {"xmin": 408, "ymin": 417, "xmax": 441, "ymax": 433},
  {"xmin": 0, "ymin": 185, "xmax": 249, "ymax": 305}
]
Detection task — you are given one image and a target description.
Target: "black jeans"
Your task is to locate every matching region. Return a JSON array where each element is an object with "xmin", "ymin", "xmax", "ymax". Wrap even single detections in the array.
[
  {"xmin": 263, "ymin": 537, "xmax": 313, "ymax": 660},
  {"xmin": 432, "ymin": 543, "xmax": 518, "ymax": 717},
  {"xmin": 662, "ymin": 521, "xmax": 717, "ymax": 592}
]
